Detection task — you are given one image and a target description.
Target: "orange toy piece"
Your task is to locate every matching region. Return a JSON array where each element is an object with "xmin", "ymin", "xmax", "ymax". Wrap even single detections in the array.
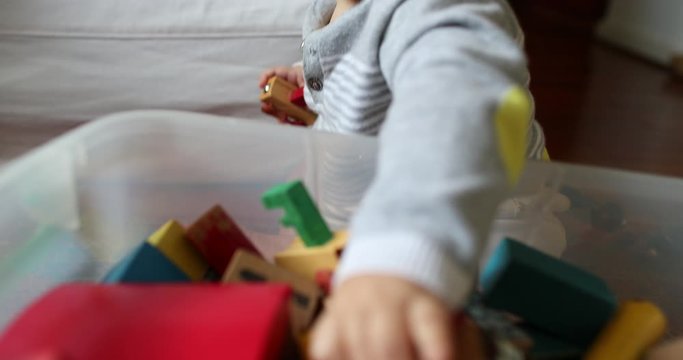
[{"xmin": 260, "ymin": 76, "xmax": 317, "ymax": 126}]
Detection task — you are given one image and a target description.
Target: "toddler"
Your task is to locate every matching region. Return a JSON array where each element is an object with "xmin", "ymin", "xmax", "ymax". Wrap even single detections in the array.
[{"xmin": 259, "ymin": 0, "xmax": 546, "ymax": 358}]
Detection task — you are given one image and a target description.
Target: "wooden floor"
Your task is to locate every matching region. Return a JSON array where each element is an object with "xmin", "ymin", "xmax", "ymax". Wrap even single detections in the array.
[{"xmin": 536, "ymin": 42, "xmax": 683, "ymax": 178}]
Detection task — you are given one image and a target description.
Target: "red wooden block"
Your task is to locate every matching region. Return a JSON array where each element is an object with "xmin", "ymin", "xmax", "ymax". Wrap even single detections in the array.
[
  {"xmin": 0, "ymin": 283, "xmax": 292, "ymax": 360},
  {"xmin": 289, "ymin": 87, "xmax": 307, "ymax": 108},
  {"xmin": 314, "ymin": 270, "xmax": 333, "ymax": 296},
  {"xmin": 186, "ymin": 205, "xmax": 262, "ymax": 275}
]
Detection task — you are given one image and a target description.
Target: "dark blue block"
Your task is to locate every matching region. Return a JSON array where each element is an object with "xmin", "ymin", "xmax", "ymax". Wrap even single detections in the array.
[{"xmin": 102, "ymin": 243, "xmax": 190, "ymax": 283}]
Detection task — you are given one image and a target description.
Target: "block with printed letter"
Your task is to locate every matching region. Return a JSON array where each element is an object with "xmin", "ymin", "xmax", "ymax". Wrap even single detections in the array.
[
  {"xmin": 0, "ymin": 283, "xmax": 292, "ymax": 360},
  {"xmin": 186, "ymin": 205, "xmax": 261, "ymax": 276},
  {"xmin": 480, "ymin": 237, "xmax": 618, "ymax": 348},
  {"xmin": 274, "ymin": 231, "xmax": 347, "ymax": 281},
  {"xmin": 223, "ymin": 249, "xmax": 323, "ymax": 333},
  {"xmin": 101, "ymin": 242, "xmax": 190, "ymax": 283},
  {"xmin": 146, "ymin": 220, "xmax": 211, "ymax": 281}
]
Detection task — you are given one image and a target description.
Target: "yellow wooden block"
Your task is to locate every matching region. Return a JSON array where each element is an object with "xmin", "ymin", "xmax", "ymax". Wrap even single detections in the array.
[
  {"xmin": 223, "ymin": 249, "xmax": 323, "ymax": 334},
  {"xmin": 275, "ymin": 231, "xmax": 347, "ymax": 281},
  {"xmin": 260, "ymin": 76, "xmax": 317, "ymax": 126},
  {"xmin": 495, "ymin": 86, "xmax": 531, "ymax": 187},
  {"xmin": 585, "ymin": 300, "xmax": 667, "ymax": 360},
  {"xmin": 147, "ymin": 220, "xmax": 209, "ymax": 281}
]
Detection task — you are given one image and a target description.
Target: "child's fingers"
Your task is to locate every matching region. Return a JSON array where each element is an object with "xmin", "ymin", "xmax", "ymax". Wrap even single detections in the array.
[
  {"xmin": 342, "ymin": 314, "xmax": 371, "ymax": 360},
  {"xmin": 296, "ymin": 68, "xmax": 305, "ymax": 87},
  {"xmin": 365, "ymin": 309, "xmax": 412, "ymax": 360},
  {"xmin": 310, "ymin": 314, "xmax": 345, "ymax": 360},
  {"xmin": 258, "ymin": 70, "xmax": 275, "ymax": 88},
  {"xmin": 407, "ymin": 298, "xmax": 455, "ymax": 360},
  {"xmin": 285, "ymin": 71, "xmax": 300, "ymax": 88},
  {"xmin": 259, "ymin": 67, "xmax": 286, "ymax": 88}
]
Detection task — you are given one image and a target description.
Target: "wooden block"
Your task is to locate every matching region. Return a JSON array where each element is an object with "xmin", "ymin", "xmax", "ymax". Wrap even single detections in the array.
[
  {"xmin": 101, "ymin": 242, "xmax": 190, "ymax": 283},
  {"xmin": 647, "ymin": 338, "xmax": 683, "ymax": 360},
  {"xmin": 260, "ymin": 76, "xmax": 317, "ymax": 126},
  {"xmin": 223, "ymin": 250, "xmax": 323, "ymax": 333},
  {"xmin": 147, "ymin": 220, "xmax": 210, "ymax": 281},
  {"xmin": 480, "ymin": 238, "xmax": 617, "ymax": 348},
  {"xmin": 275, "ymin": 231, "xmax": 347, "ymax": 281},
  {"xmin": 0, "ymin": 284, "xmax": 291, "ymax": 360},
  {"xmin": 262, "ymin": 180, "xmax": 333, "ymax": 247},
  {"xmin": 585, "ymin": 301, "xmax": 667, "ymax": 360},
  {"xmin": 186, "ymin": 205, "xmax": 261, "ymax": 275}
]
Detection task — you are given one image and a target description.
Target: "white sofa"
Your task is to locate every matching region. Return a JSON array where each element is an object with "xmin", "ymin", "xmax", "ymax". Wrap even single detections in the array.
[{"xmin": 0, "ymin": 0, "xmax": 309, "ymax": 163}]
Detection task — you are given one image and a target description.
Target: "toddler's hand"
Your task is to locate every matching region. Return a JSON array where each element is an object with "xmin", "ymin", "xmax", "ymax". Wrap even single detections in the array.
[
  {"xmin": 258, "ymin": 65, "xmax": 305, "ymax": 89},
  {"xmin": 310, "ymin": 275, "xmax": 455, "ymax": 360}
]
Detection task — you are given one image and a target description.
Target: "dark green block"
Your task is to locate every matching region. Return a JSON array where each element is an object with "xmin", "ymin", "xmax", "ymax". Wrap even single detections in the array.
[
  {"xmin": 102, "ymin": 242, "xmax": 190, "ymax": 283},
  {"xmin": 522, "ymin": 325, "xmax": 583, "ymax": 360},
  {"xmin": 480, "ymin": 238, "xmax": 617, "ymax": 348}
]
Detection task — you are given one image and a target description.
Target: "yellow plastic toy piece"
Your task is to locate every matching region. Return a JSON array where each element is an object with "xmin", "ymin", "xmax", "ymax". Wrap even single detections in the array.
[
  {"xmin": 495, "ymin": 86, "xmax": 531, "ymax": 187},
  {"xmin": 147, "ymin": 220, "xmax": 209, "ymax": 281},
  {"xmin": 585, "ymin": 300, "xmax": 667, "ymax": 360},
  {"xmin": 275, "ymin": 231, "xmax": 347, "ymax": 281}
]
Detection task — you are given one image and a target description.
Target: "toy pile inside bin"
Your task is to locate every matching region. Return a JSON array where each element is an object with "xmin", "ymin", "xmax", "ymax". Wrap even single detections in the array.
[{"xmin": 0, "ymin": 180, "xmax": 679, "ymax": 359}]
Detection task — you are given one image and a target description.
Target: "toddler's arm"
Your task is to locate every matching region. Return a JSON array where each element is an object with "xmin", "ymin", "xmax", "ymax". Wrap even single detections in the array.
[{"xmin": 312, "ymin": 1, "xmax": 530, "ymax": 359}]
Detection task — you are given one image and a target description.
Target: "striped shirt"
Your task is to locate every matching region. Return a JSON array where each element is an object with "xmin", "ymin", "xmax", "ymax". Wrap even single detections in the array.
[{"xmin": 301, "ymin": 0, "xmax": 545, "ymax": 307}]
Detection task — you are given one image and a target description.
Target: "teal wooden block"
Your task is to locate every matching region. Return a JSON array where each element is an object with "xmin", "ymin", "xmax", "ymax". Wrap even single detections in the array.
[
  {"xmin": 102, "ymin": 242, "xmax": 190, "ymax": 283},
  {"xmin": 480, "ymin": 238, "xmax": 617, "ymax": 348}
]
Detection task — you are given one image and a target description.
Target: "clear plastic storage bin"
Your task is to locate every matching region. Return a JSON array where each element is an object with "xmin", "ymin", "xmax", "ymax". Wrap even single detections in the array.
[{"xmin": 1, "ymin": 111, "xmax": 682, "ymax": 339}]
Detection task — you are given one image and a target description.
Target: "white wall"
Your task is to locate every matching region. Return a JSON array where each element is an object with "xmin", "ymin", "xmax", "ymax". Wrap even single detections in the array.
[{"xmin": 597, "ymin": 0, "xmax": 683, "ymax": 65}]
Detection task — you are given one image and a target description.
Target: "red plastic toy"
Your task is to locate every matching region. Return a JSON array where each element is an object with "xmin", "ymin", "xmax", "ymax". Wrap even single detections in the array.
[{"xmin": 0, "ymin": 283, "xmax": 293, "ymax": 360}]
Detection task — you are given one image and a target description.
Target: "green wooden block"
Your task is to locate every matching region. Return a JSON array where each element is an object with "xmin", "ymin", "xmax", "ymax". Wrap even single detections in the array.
[
  {"xmin": 480, "ymin": 238, "xmax": 617, "ymax": 348},
  {"xmin": 262, "ymin": 180, "xmax": 332, "ymax": 247}
]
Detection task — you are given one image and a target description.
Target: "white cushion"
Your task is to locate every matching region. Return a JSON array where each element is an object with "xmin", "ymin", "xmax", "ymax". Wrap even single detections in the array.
[{"xmin": 0, "ymin": 0, "xmax": 309, "ymax": 122}]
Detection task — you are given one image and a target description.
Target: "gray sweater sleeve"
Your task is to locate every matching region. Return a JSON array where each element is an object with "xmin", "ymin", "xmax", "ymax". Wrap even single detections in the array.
[{"xmin": 333, "ymin": 0, "xmax": 529, "ymax": 308}]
